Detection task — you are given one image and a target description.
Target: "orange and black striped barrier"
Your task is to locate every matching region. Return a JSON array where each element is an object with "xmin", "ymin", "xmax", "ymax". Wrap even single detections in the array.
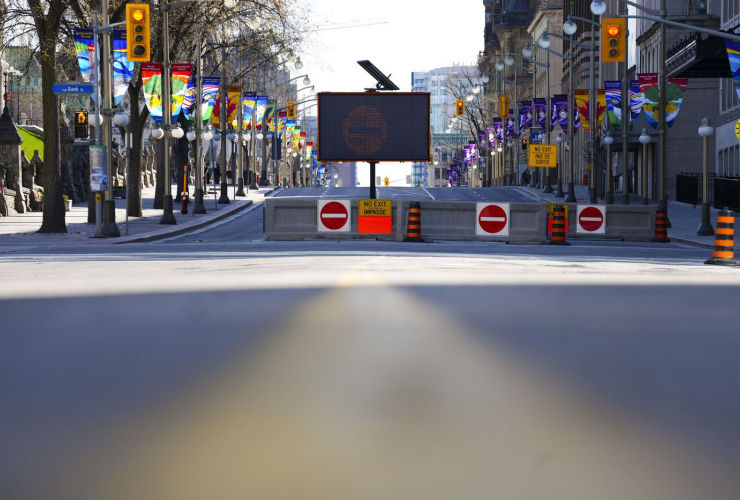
[
  {"xmin": 705, "ymin": 209, "xmax": 739, "ymax": 266},
  {"xmin": 582, "ymin": 174, "xmax": 588, "ymax": 186},
  {"xmin": 404, "ymin": 202, "xmax": 424, "ymax": 242},
  {"xmin": 652, "ymin": 209, "xmax": 670, "ymax": 242},
  {"xmin": 548, "ymin": 207, "xmax": 569, "ymax": 246}
]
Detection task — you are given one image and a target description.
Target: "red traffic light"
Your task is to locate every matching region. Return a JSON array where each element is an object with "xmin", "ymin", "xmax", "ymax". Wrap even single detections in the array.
[
  {"xmin": 607, "ymin": 25, "xmax": 620, "ymax": 37},
  {"xmin": 132, "ymin": 9, "xmax": 145, "ymax": 22}
]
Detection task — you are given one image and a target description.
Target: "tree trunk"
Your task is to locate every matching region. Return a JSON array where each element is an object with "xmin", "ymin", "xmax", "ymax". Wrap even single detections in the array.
[
  {"xmin": 127, "ymin": 75, "xmax": 148, "ymax": 217},
  {"xmin": 38, "ymin": 35, "xmax": 66, "ymax": 233},
  {"xmin": 173, "ymin": 115, "xmax": 190, "ymax": 201}
]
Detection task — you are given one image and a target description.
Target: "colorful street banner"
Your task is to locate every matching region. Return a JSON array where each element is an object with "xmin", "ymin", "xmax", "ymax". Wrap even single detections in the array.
[
  {"xmin": 265, "ymin": 99, "xmax": 276, "ymax": 132},
  {"xmin": 534, "ymin": 98, "xmax": 547, "ymax": 131},
  {"xmin": 73, "ymin": 28, "xmax": 95, "ymax": 84},
  {"xmin": 292, "ymin": 125, "xmax": 301, "ymax": 150},
  {"xmin": 285, "ymin": 119, "xmax": 296, "ymax": 144},
  {"xmin": 487, "ymin": 127, "xmax": 495, "ymax": 148},
  {"xmin": 242, "ymin": 92, "xmax": 256, "ymax": 130},
  {"xmin": 629, "ymin": 80, "xmax": 642, "ymax": 128},
  {"xmin": 493, "ymin": 118, "xmax": 504, "ymax": 144},
  {"xmin": 254, "ymin": 95, "xmax": 268, "ymax": 132},
  {"xmin": 182, "ymin": 78, "xmax": 196, "ymax": 120},
  {"xmin": 725, "ymin": 39, "xmax": 740, "ymax": 103},
  {"xmin": 171, "ymin": 63, "xmax": 191, "ymax": 121},
  {"xmin": 226, "ymin": 86, "xmax": 241, "ymax": 126},
  {"xmin": 278, "ymin": 112, "xmax": 288, "ymax": 139},
  {"xmin": 666, "ymin": 78, "xmax": 688, "ymax": 129},
  {"xmin": 575, "ymin": 90, "xmax": 590, "ymax": 133},
  {"xmin": 596, "ymin": 89, "xmax": 607, "ymax": 130},
  {"xmin": 552, "ymin": 95, "xmax": 567, "ymax": 129},
  {"xmin": 638, "ymin": 73, "xmax": 659, "ymax": 129},
  {"xmin": 505, "ymin": 113, "xmax": 515, "ymax": 139},
  {"xmin": 112, "ymin": 30, "xmax": 134, "ymax": 106},
  {"xmin": 518, "ymin": 101, "xmax": 532, "ymax": 134},
  {"xmin": 605, "ymin": 81, "xmax": 622, "ymax": 130},
  {"xmin": 142, "ymin": 62, "xmax": 163, "ymax": 123},
  {"xmin": 201, "ymin": 77, "xmax": 219, "ymax": 122}
]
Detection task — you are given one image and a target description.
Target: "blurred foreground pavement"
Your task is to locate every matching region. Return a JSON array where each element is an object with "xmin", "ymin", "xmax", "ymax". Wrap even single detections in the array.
[{"xmin": 1, "ymin": 240, "xmax": 740, "ymax": 499}]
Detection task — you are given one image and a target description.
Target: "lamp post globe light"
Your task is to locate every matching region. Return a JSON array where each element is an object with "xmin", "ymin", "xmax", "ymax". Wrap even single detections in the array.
[
  {"xmin": 294, "ymin": 57, "xmax": 303, "ymax": 70},
  {"xmin": 590, "ymin": 0, "xmax": 608, "ymax": 16},
  {"xmin": 202, "ymin": 129, "xmax": 212, "ymax": 141},
  {"xmin": 522, "ymin": 45, "xmax": 533, "ymax": 59},
  {"xmin": 495, "ymin": 59, "xmax": 505, "ymax": 71},
  {"xmin": 481, "ymin": 75, "xmax": 489, "ymax": 84},
  {"xmin": 151, "ymin": 127, "xmax": 164, "ymax": 140},
  {"xmin": 563, "ymin": 19, "xmax": 578, "ymax": 36},
  {"xmin": 697, "ymin": 118, "xmax": 715, "ymax": 236},
  {"xmin": 538, "ymin": 34, "xmax": 551, "ymax": 49},
  {"xmin": 113, "ymin": 112, "xmax": 129, "ymax": 128},
  {"xmin": 504, "ymin": 55, "xmax": 515, "ymax": 66},
  {"xmin": 227, "ymin": 131, "xmax": 237, "ymax": 142},
  {"xmin": 186, "ymin": 130, "xmax": 196, "ymax": 142},
  {"xmin": 212, "ymin": 132, "xmax": 221, "ymax": 142},
  {"xmin": 170, "ymin": 126, "xmax": 184, "ymax": 139}
]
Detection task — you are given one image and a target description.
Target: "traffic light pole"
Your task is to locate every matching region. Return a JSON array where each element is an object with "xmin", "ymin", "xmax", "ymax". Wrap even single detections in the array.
[
  {"xmin": 193, "ymin": 30, "xmax": 206, "ymax": 214},
  {"xmin": 369, "ymin": 163, "xmax": 376, "ymax": 199},
  {"xmin": 100, "ymin": 1, "xmax": 120, "ymax": 237},
  {"xmin": 160, "ymin": 2, "xmax": 177, "ymax": 223}
]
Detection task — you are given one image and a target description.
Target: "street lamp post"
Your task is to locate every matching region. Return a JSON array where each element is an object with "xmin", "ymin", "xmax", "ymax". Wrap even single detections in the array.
[
  {"xmin": 697, "ymin": 118, "xmax": 715, "ymax": 236},
  {"xmin": 639, "ymin": 129, "xmax": 650, "ymax": 205},
  {"xmin": 604, "ymin": 132, "xmax": 614, "ymax": 203},
  {"xmin": 193, "ymin": 29, "xmax": 206, "ymax": 214}
]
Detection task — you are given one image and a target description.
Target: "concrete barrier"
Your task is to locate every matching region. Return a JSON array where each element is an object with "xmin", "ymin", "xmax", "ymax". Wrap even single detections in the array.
[{"xmin": 264, "ymin": 198, "xmax": 656, "ymax": 242}]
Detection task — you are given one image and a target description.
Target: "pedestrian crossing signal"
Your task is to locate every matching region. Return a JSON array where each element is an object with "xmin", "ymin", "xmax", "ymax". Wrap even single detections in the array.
[
  {"xmin": 455, "ymin": 99, "xmax": 465, "ymax": 117},
  {"xmin": 126, "ymin": 4, "xmax": 151, "ymax": 62},
  {"xmin": 74, "ymin": 111, "xmax": 88, "ymax": 139}
]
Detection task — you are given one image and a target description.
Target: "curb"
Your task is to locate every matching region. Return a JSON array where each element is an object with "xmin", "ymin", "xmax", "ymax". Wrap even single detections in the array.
[{"xmin": 114, "ymin": 187, "xmax": 277, "ymax": 244}]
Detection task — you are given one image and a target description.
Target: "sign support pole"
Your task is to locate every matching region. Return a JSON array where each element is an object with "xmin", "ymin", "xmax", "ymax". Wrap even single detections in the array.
[{"xmin": 369, "ymin": 162, "xmax": 376, "ymax": 199}]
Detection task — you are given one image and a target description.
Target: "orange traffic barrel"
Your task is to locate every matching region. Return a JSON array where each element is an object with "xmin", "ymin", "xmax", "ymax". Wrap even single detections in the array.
[
  {"xmin": 404, "ymin": 202, "xmax": 424, "ymax": 242},
  {"xmin": 652, "ymin": 208, "xmax": 670, "ymax": 242},
  {"xmin": 705, "ymin": 209, "xmax": 739, "ymax": 266},
  {"xmin": 548, "ymin": 206, "xmax": 570, "ymax": 246},
  {"xmin": 582, "ymin": 173, "xmax": 588, "ymax": 186}
]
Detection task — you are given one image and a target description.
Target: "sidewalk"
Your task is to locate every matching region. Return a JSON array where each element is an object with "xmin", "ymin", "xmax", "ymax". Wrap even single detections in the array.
[
  {"xmin": 0, "ymin": 184, "xmax": 277, "ymax": 246},
  {"xmin": 516, "ymin": 183, "xmax": 739, "ymax": 250}
]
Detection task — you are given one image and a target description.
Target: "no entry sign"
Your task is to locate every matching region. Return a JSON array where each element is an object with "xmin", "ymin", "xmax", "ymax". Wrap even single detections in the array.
[
  {"xmin": 318, "ymin": 200, "xmax": 351, "ymax": 232},
  {"xmin": 577, "ymin": 205, "xmax": 606, "ymax": 234},
  {"xmin": 476, "ymin": 203, "xmax": 510, "ymax": 236}
]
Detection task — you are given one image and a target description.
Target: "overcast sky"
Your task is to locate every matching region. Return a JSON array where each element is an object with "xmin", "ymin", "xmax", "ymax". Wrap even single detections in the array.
[{"xmin": 299, "ymin": 0, "xmax": 483, "ymax": 185}]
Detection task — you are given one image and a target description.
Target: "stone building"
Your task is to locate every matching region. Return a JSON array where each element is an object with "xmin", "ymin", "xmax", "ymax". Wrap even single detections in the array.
[{"xmin": 3, "ymin": 46, "xmax": 43, "ymax": 126}]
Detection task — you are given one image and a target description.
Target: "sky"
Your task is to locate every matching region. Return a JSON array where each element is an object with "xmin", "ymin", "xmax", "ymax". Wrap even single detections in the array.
[{"xmin": 297, "ymin": 0, "xmax": 484, "ymax": 186}]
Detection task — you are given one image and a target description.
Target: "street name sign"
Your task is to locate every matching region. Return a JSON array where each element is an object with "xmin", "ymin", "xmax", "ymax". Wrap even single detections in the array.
[
  {"xmin": 53, "ymin": 81, "xmax": 94, "ymax": 95},
  {"xmin": 476, "ymin": 203, "xmax": 510, "ymax": 236},
  {"xmin": 358, "ymin": 199, "xmax": 392, "ymax": 233},
  {"xmin": 528, "ymin": 144, "xmax": 557, "ymax": 168},
  {"xmin": 577, "ymin": 205, "xmax": 606, "ymax": 234},
  {"xmin": 317, "ymin": 200, "xmax": 350, "ymax": 232}
]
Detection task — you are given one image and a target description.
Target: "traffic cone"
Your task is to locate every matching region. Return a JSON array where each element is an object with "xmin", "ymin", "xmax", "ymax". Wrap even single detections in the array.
[
  {"xmin": 705, "ymin": 209, "xmax": 739, "ymax": 266},
  {"xmin": 652, "ymin": 208, "xmax": 671, "ymax": 243},
  {"xmin": 548, "ymin": 207, "xmax": 570, "ymax": 246},
  {"xmin": 582, "ymin": 173, "xmax": 588, "ymax": 186},
  {"xmin": 404, "ymin": 202, "xmax": 424, "ymax": 242}
]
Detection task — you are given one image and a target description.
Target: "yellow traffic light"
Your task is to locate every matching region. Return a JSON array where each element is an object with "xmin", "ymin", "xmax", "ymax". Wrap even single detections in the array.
[
  {"xmin": 601, "ymin": 18, "xmax": 626, "ymax": 63},
  {"xmin": 499, "ymin": 95, "xmax": 510, "ymax": 118},
  {"xmin": 286, "ymin": 101, "xmax": 296, "ymax": 119},
  {"xmin": 384, "ymin": 177, "xmax": 389, "ymax": 186},
  {"xmin": 126, "ymin": 4, "xmax": 150, "ymax": 62},
  {"xmin": 455, "ymin": 99, "xmax": 465, "ymax": 117}
]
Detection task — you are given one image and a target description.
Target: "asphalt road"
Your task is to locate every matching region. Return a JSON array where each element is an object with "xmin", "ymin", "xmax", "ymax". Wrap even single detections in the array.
[
  {"xmin": 2, "ymin": 230, "xmax": 740, "ymax": 499},
  {"xmin": 273, "ymin": 185, "xmax": 534, "ymax": 202}
]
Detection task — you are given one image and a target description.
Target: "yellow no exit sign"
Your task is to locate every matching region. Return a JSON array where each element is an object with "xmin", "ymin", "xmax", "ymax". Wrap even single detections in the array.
[{"xmin": 528, "ymin": 144, "xmax": 557, "ymax": 168}]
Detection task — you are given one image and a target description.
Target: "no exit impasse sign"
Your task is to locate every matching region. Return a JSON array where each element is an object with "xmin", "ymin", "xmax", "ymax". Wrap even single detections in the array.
[{"xmin": 358, "ymin": 199, "xmax": 392, "ymax": 233}]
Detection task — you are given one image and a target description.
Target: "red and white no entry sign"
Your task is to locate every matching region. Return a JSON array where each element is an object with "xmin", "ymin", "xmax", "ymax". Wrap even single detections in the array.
[
  {"xmin": 577, "ymin": 205, "xmax": 606, "ymax": 234},
  {"xmin": 476, "ymin": 203, "xmax": 510, "ymax": 236},
  {"xmin": 318, "ymin": 200, "xmax": 351, "ymax": 232}
]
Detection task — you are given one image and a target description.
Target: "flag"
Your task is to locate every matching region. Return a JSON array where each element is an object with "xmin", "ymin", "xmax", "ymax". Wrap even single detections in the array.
[
  {"xmin": 171, "ymin": 63, "xmax": 191, "ymax": 121},
  {"xmin": 629, "ymin": 79, "xmax": 642, "ymax": 127},
  {"xmin": 605, "ymin": 81, "xmax": 622, "ymax": 130},
  {"xmin": 666, "ymin": 78, "xmax": 688, "ymax": 129},
  {"xmin": 227, "ymin": 86, "xmax": 241, "ymax": 126},
  {"xmin": 638, "ymin": 73, "xmax": 659, "ymax": 129},
  {"xmin": 111, "ymin": 30, "xmax": 134, "ymax": 106},
  {"xmin": 596, "ymin": 89, "xmax": 607, "ymax": 130},
  {"xmin": 254, "ymin": 95, "xmax": 268, "ymax": 132},
  {"xmin": 725, "ymin": 39, "xmax": 740, "ymax": 103},
  {"xmin": 201, "ymin": 77, "xmax": 219, "ymax": 122},
  {"xmin": 575, "ymin": 89, "xmax": 590, "ymax": 132},
  {"xmin": 242, "ymin": 92, "xmax": 256, "ymax": 130},
  {"xmin": 142, "ymin": 62, "xmax": 163, "ymax": 123},
  {"xmin": 73, "ymin": 28, "xmax": 95, "ymax": 84},
  {"xmin": 533, "ymin": 98, "xmax": 547, "ymax": 130},
  {"xmin": 182, "ymin": 78, "xmax": 196, "ymax": 120}
]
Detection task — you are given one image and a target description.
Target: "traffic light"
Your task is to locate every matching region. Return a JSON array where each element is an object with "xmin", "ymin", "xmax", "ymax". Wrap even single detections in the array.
[
  {"xmin": 384, "ymin": 177, "xmax": 389, "ymax": 186},
  {"xmin": 126, "ymin": 4, "xmax": 150, "ymax": 62},
  {"xmin": 499, "ymin": 95, "xmax": 510, "ymax": 118},
  {"xmin": 455, "ymin": 99, "xmax": 465, "ymax": 117},
  {"xmin": 521, "ymin": 139, "xmax": 527, "ymax": 150},
  {"xmin": 286, "ymin": 101, "xmax": 296, "ymax": 119},
  {"xmin": 74, "ymin": 111, "xmax": 88, "ymax": 139},
  {"xmin": 601, "ymin": 18, "xmax": 626, "ymax": 63}
]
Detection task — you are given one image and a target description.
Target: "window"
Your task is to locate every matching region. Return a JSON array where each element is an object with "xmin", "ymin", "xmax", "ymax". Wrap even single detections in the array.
[
  {"xmin": 719, "ymin": 150, "xmax": 725, "ymax": 176},
  {"xmin": 689, "ymin": 0, "xmax": 707, "ymax": 15}
]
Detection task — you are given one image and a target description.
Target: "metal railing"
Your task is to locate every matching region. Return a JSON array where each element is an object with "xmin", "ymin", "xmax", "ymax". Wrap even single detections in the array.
[
  {"xmin": 713, "ymin": 176, "xmax": 740, "ymax": 211},
  {"xmin": 676, "ymin": 172, "xmax": 715, "ymax": 205}
]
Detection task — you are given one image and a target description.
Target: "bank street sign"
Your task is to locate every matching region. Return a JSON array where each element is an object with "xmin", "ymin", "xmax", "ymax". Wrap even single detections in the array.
[{"xmin": 52, "ymin": 81, "xmax": 94, "ymax": 95}]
